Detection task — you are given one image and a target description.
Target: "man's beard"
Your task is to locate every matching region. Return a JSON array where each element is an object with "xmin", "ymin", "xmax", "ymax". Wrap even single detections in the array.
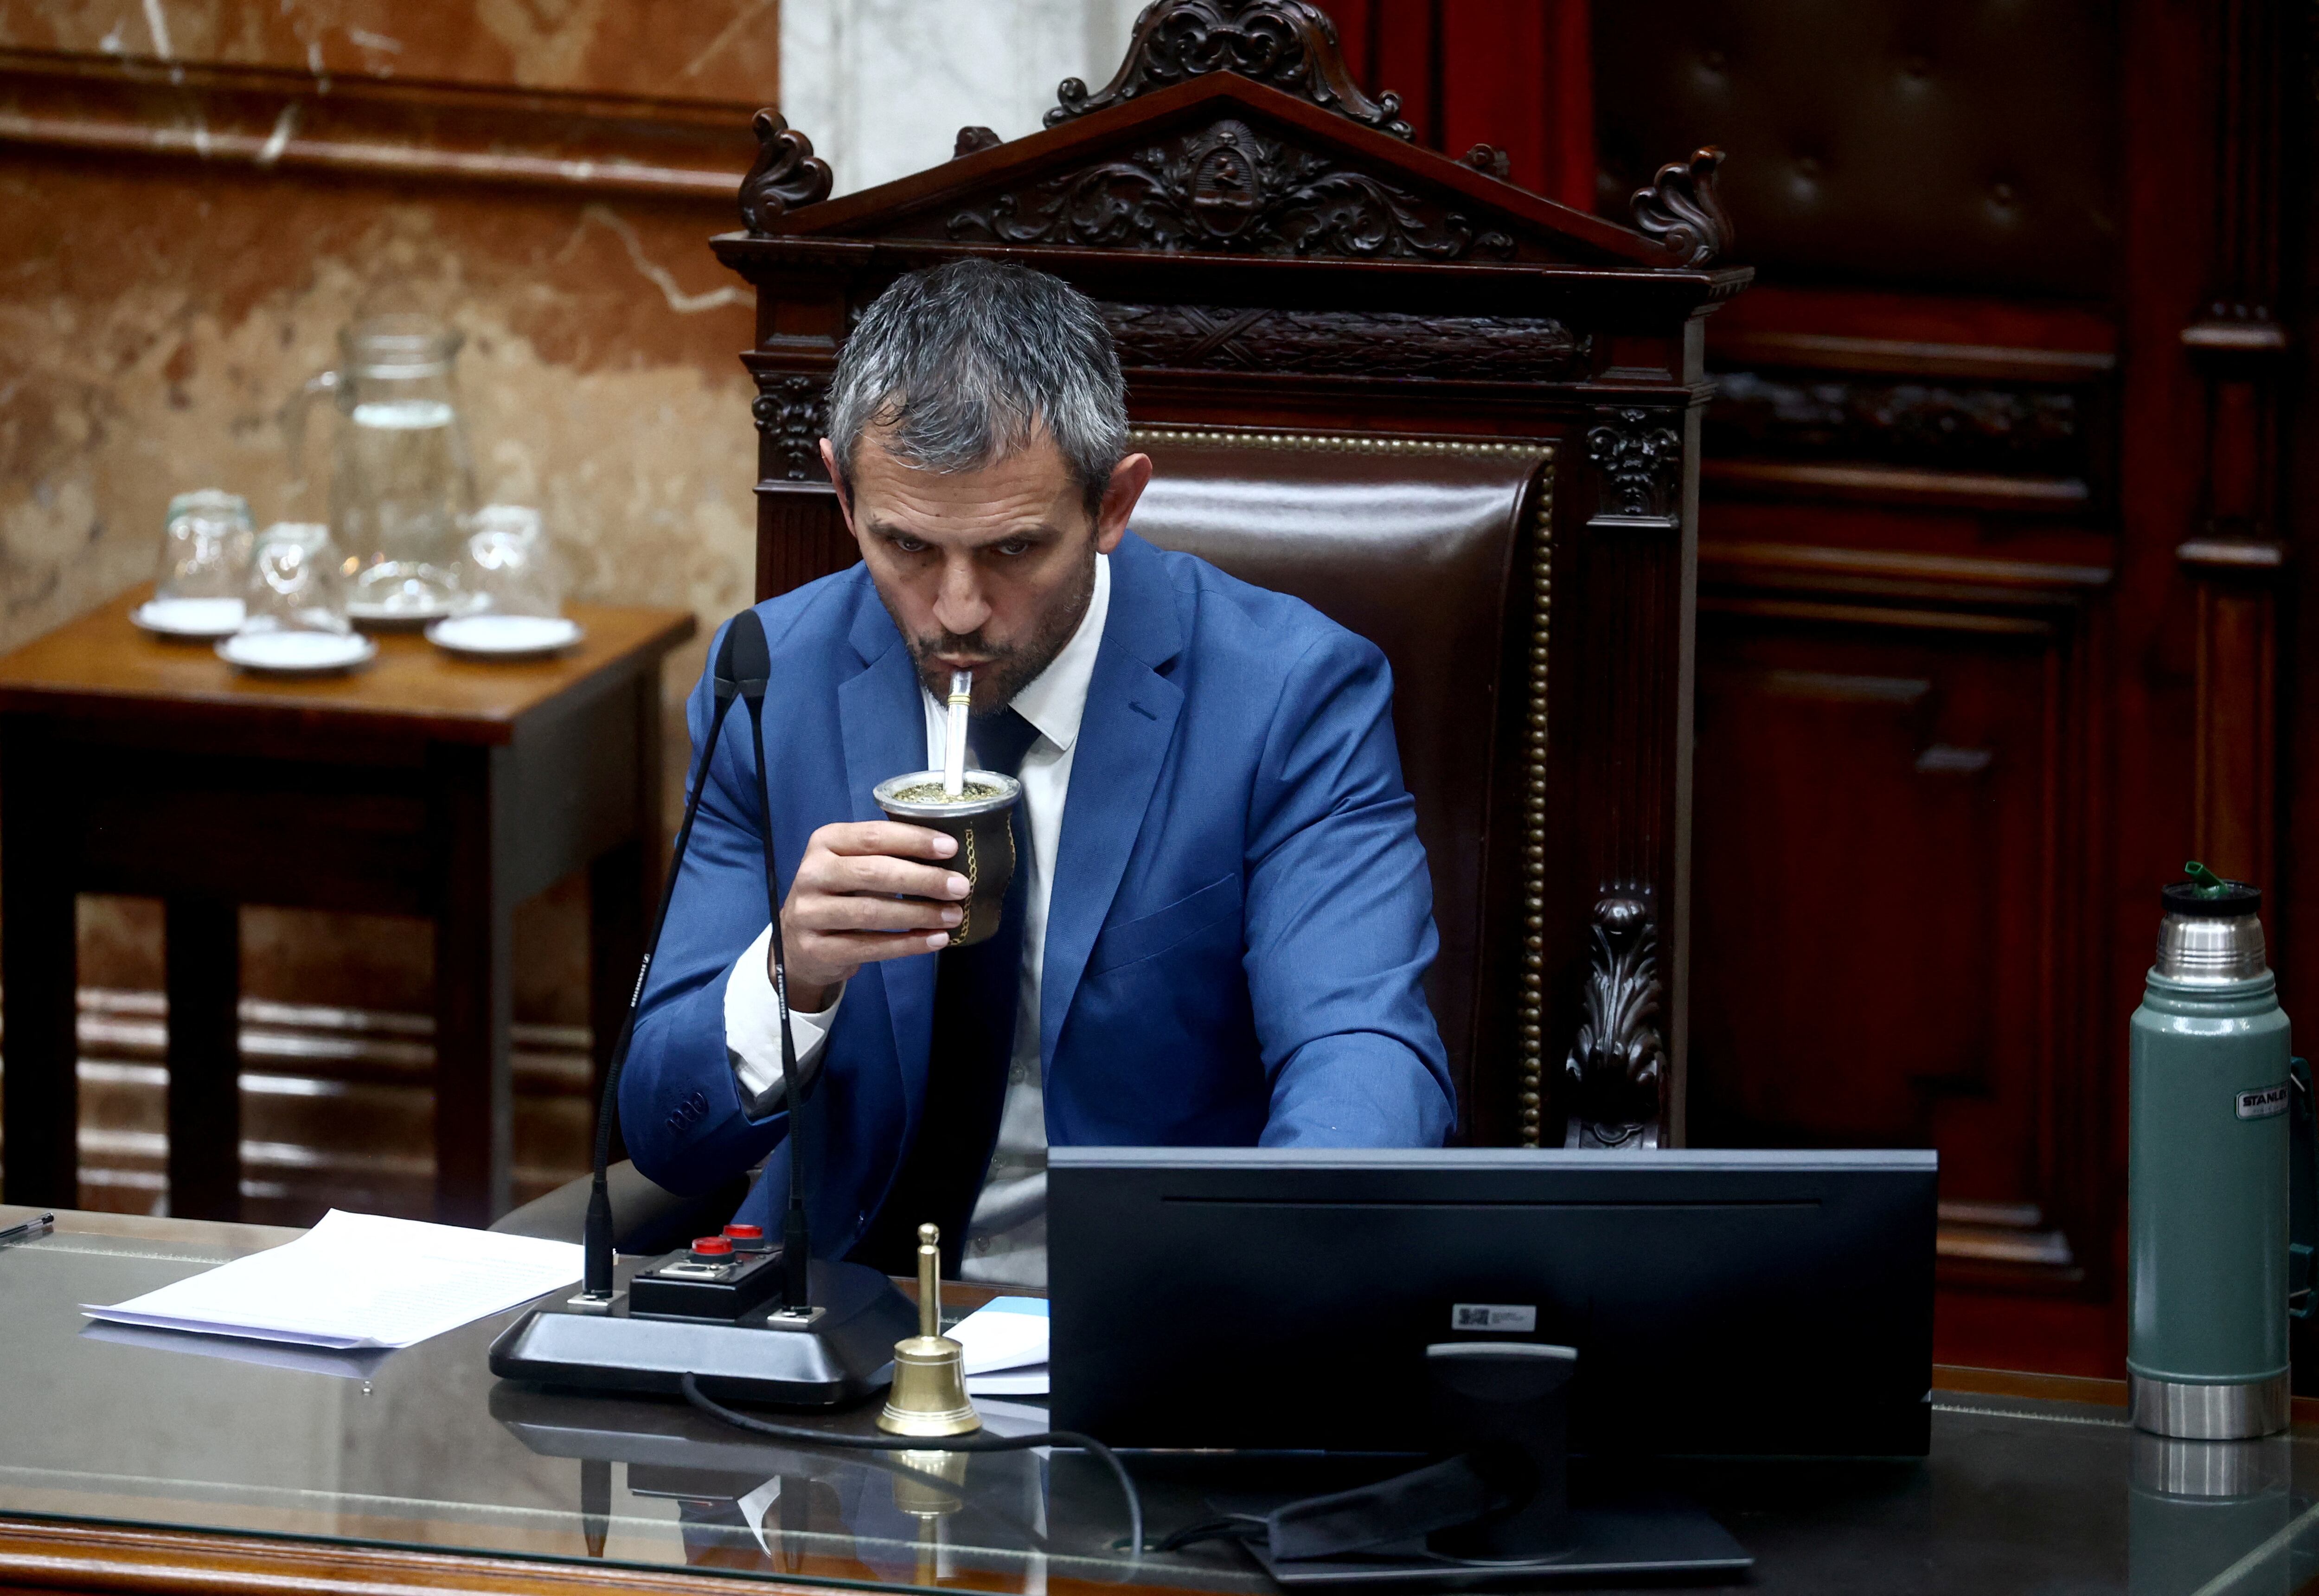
[{"xmin": 891, "ymin": 545, "xmax": 1096, "ymax": 715}]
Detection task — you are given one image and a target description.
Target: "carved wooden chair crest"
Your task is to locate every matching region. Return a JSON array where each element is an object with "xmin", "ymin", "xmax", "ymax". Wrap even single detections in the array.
[{"xmin": 711, "ymin": 0, "xmax": 1749, "ymax": 1148}]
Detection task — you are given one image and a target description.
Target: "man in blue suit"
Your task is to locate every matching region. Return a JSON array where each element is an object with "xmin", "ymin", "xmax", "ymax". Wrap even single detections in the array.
[{"xmin": 623, "ymin": 259, "xmax": 1452, "ymax": 1286}]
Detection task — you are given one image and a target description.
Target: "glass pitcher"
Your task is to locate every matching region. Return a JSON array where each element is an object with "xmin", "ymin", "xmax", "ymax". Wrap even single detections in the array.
[{"xmin": 286, "ymin": 314, "xmax": 477, "ymax": 623}]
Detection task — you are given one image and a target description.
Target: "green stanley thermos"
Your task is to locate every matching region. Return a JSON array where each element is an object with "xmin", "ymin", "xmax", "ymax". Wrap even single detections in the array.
[{"xmin": 2128, "ymin": 862, "xmax": 2311, "ymax": 1438}]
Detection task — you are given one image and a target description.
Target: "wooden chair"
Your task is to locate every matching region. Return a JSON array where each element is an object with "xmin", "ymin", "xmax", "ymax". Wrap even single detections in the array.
[
  {"xmin": 714, "ymin": 0, "xmax": 1748, "ymax": 1149},
  {"xmin": 499, "ymin": 0, "xmax": 1749, "ymax": 1249}
]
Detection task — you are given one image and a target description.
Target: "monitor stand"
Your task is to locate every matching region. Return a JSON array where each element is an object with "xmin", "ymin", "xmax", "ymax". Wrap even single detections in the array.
[
  {"xmin": 1208, "ymin": 1344, "xmax": 1753, "ymax": 1587},
  {"xmin": 1219, "ymin": 1487, "xmax": 1751, "ymax": 1589}
]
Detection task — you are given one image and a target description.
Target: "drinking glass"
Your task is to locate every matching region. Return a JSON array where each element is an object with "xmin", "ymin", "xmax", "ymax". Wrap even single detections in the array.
[
  {"xmin": 462, "ymin": 505, "xmax": 563, "ymax": 618},
  {"xmin": 241, "ymin": 522, "xmax": 352, "ymax": 640},
  {"xmin": 149, "ymin": 490, "xmax": 254, "ymax": 632}
]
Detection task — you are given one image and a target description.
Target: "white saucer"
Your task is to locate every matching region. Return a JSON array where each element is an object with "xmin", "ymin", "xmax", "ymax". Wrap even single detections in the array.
[
  {"xmin": 215, "ymin": 630, "xmax": 378, "ymax": 675},
  {"xmin": 426, "ymin": 615, "xmax": 584, "ymax": 660},
  {"xmin": 132, "ymin": 597, "xmax": 245, "ymax": 640},
  {"xmin": 348, "ymin": 598, "xmax": 458, "ymax": 628}
]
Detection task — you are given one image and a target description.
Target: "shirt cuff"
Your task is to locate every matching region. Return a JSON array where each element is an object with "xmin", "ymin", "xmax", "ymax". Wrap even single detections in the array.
[{"xmin": 723, "ymin": 924, "xmax": 839, "ymax": 1117}]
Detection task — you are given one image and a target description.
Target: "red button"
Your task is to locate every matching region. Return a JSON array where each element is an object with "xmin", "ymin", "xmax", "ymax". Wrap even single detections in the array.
[
  {"xmin": 690, "ymin": 1236, "xmax": 733, "ymax": 1257},
  {"xmin": 723, "ymin": 1224, "xmax": 764, "ymax": 1240}
]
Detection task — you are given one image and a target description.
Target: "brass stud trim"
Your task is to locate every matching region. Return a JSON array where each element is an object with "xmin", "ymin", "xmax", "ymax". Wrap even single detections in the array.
[
  {"xmin": 1129, "ymin": 426, "xmax": 1554, "ymax": 461},
  {"xmin": 1519, "ymin": 462, "xmax": 1552, "ymax": 1146}
]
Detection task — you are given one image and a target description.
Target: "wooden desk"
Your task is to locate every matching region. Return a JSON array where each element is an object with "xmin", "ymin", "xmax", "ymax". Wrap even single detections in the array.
[
  {"xmin": 7, "ymin": 1209, "xmax": 2319, "ymax": 1596},
  {"xmin": 0, "ymin": 593, "xmax": 696, "ymax": 1224}
]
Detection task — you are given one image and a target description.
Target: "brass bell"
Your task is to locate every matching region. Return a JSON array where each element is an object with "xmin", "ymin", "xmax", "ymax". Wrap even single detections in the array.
[{"xmin": 878, "ymin": 1223, "xmax": 980, "ymax": 1437}]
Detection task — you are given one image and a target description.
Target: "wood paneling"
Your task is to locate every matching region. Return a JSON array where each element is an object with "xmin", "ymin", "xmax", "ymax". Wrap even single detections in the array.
[
  {"xmin": 1599, "ymin": 0, "xmax": 2293, "ymax": 1375},
  {"xmin": 60, "ymin": 988, "xmax": 594, "ymax": 1223},
  {"xmin": 1692, "ymin": 591, "xmax": 2100, "ymax": 1292},
  {"xmin": 1685, "ymin": 308, "xmax": 2118, "ymax": 1302}
]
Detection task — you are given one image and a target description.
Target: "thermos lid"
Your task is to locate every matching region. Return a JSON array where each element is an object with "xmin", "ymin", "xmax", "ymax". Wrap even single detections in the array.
[
  {"xmin": 2156, "ymin": 863, "xmax": 2267, "ymax": 981},
  {"xmin": 2162, "ymin": 862, "xmax": 2262, "ymax": 919}
]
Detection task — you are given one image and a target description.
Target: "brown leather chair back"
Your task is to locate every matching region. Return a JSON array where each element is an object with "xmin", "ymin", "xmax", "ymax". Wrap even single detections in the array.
[{"xmin": 1126, "ymin": 429, "xmax": 1548, "ymax": 1131}]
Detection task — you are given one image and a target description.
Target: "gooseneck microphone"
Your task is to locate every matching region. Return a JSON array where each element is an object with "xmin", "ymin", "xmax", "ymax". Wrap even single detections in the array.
[
  {"xmin": 491, "ymin": 607, "xmax": 917, "ymax": 1411},
  {"xmin": 727, "ymin": 607, "xmax": 815, "ymax": 1314},
  {"xmin": 579, "ymin": 615, "xmax": 750, "ymax": 1299}
]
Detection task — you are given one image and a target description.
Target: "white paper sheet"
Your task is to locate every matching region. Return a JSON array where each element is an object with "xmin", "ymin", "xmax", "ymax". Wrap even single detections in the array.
[
  {"xmin": 967, "ymin": 1364, "xmax": 1050, "ymax": 1396},
  {"xmin": 80, "ymin": 1320, "xmax": 396, "ymax": 1380},
  {"xmin": 82, "ymin": 1209, "xmax": 583, "ymax": 1350},
  {"xmin": 953, "ymin": 1295, "xmax": 1049, "ymax": 1395}
]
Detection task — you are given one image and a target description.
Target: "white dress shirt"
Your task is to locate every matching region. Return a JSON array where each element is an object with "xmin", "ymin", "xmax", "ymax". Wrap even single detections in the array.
[{"xmin": 722, "ymin": 552, "xmax": 1112, "ymax": 1288}]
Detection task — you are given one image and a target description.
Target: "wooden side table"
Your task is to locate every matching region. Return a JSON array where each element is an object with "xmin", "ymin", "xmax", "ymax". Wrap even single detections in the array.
[{"xmin": 0, "ymin": 592, "xmax": 696, "ymax": 1226}]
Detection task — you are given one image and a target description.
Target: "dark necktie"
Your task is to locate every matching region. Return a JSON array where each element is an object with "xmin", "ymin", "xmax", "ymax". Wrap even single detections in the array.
[{"xmin": 856, "ymin": 706, "xmax": 1041, "ymax": 1276}]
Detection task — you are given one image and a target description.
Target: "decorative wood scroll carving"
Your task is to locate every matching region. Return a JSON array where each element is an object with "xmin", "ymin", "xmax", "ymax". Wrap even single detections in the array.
[
  {"xmin": 1587, "ymin": 406, "xmax": 1685, "ymax": 528},
  {"xmin": 954, "ymin": 126, "xmax": 1003, "ymax": 158},
  {"xmin": 1046, "ymin": 0, "xmax": 1413, "ymax": 141},
  {"xmin": 1631, "ymin": 146, "xmax": 1732, "ymax": 269},
  {"xmin": 1564, "ymin": 896, "xmax": 1666, "ymax": 1149},
  {"xmin": 750, "ymin": 372, "xmax": 829, "ymax": 483},
  {"xmin": 1708, "ymin": 371, "xmax": 2085, "ymax": 476},
  {"xmin": 739, "ymin": 109, "xmax": 833, "ymax": 235},
  {"xmin": 1106, "ymin": 303, "xmax": 1588, "ymax": 379},
  {"xmin": 948, "ymin": 119, "xmax": 1512, "ymax": 260}
]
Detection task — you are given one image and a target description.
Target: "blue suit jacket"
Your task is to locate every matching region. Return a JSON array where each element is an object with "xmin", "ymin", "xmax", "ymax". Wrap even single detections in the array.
[{"xmin": 621, "ymin": 531, "xmax": 1454, "ymax": 1254}]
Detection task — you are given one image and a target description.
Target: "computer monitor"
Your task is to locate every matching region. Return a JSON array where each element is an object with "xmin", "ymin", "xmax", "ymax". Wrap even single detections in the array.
[{"xmin": 1049, "ymin": 1147, "xmax": 1935, "ymax": 1459}]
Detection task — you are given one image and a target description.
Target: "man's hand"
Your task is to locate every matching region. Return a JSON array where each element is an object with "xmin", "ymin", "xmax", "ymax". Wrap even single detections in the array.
[{"xmin": 779, "ymin": 821, "xmax": 969, "ymax": 1012}]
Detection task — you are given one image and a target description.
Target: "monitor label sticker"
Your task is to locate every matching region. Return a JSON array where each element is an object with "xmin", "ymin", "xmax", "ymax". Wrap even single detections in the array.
[
  {"xmin": 2238, "ymin": 1084, "xmax": 2290, "ymax": 1120},
  {"xmin": 1452, "ymin": 1303, "xmax": 1537, "ymax": 1332}
]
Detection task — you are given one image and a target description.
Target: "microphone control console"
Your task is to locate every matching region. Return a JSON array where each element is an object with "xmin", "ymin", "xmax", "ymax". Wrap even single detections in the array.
[
  {"xmin": 628, "ymin": 1233, "xmax": 786, "ymax": 1321},
  {"xmin": 489, "ymin": 1255, "xmax": 917, "ymax": 1406}
]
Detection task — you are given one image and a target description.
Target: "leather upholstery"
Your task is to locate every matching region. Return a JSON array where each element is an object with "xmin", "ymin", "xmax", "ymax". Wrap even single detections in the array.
[
  {"xmin": 1592, "ymin": 0, "xmax": 2120, "ymax": 295},
  {"xmin": 1129, "ymin": 438, "xmax": 1541, "ymax": 1110}
]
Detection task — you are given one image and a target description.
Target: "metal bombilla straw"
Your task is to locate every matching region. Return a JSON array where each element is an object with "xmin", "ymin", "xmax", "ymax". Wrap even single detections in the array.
[{"xmin": 944, "ymin": 669, "xmax": 973, "ymax": 797}]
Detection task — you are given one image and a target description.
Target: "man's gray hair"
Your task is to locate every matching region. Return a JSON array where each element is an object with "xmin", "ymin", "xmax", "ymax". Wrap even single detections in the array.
[{"xmin": 825, "ymin": 259, "xmax": 1129, "ymax": 515}]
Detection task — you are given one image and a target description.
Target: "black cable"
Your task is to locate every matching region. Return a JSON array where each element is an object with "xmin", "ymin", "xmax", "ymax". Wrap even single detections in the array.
[{"xmin": 679, "ymin": 1372, "xmax": 1144, "ymax": 1556}]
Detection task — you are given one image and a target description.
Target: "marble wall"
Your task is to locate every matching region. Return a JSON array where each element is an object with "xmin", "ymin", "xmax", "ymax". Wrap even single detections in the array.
[
  {"xmin": 0, "ymin": 0, "xmax": 781, "ymax": 98},
  {"xmin": 0, "ymin": 3, "xmax": 786, "ymax": 1216},
  {"xmin": 8, "ymin": 162, "xmax": 769, "ymax": 1015}
]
